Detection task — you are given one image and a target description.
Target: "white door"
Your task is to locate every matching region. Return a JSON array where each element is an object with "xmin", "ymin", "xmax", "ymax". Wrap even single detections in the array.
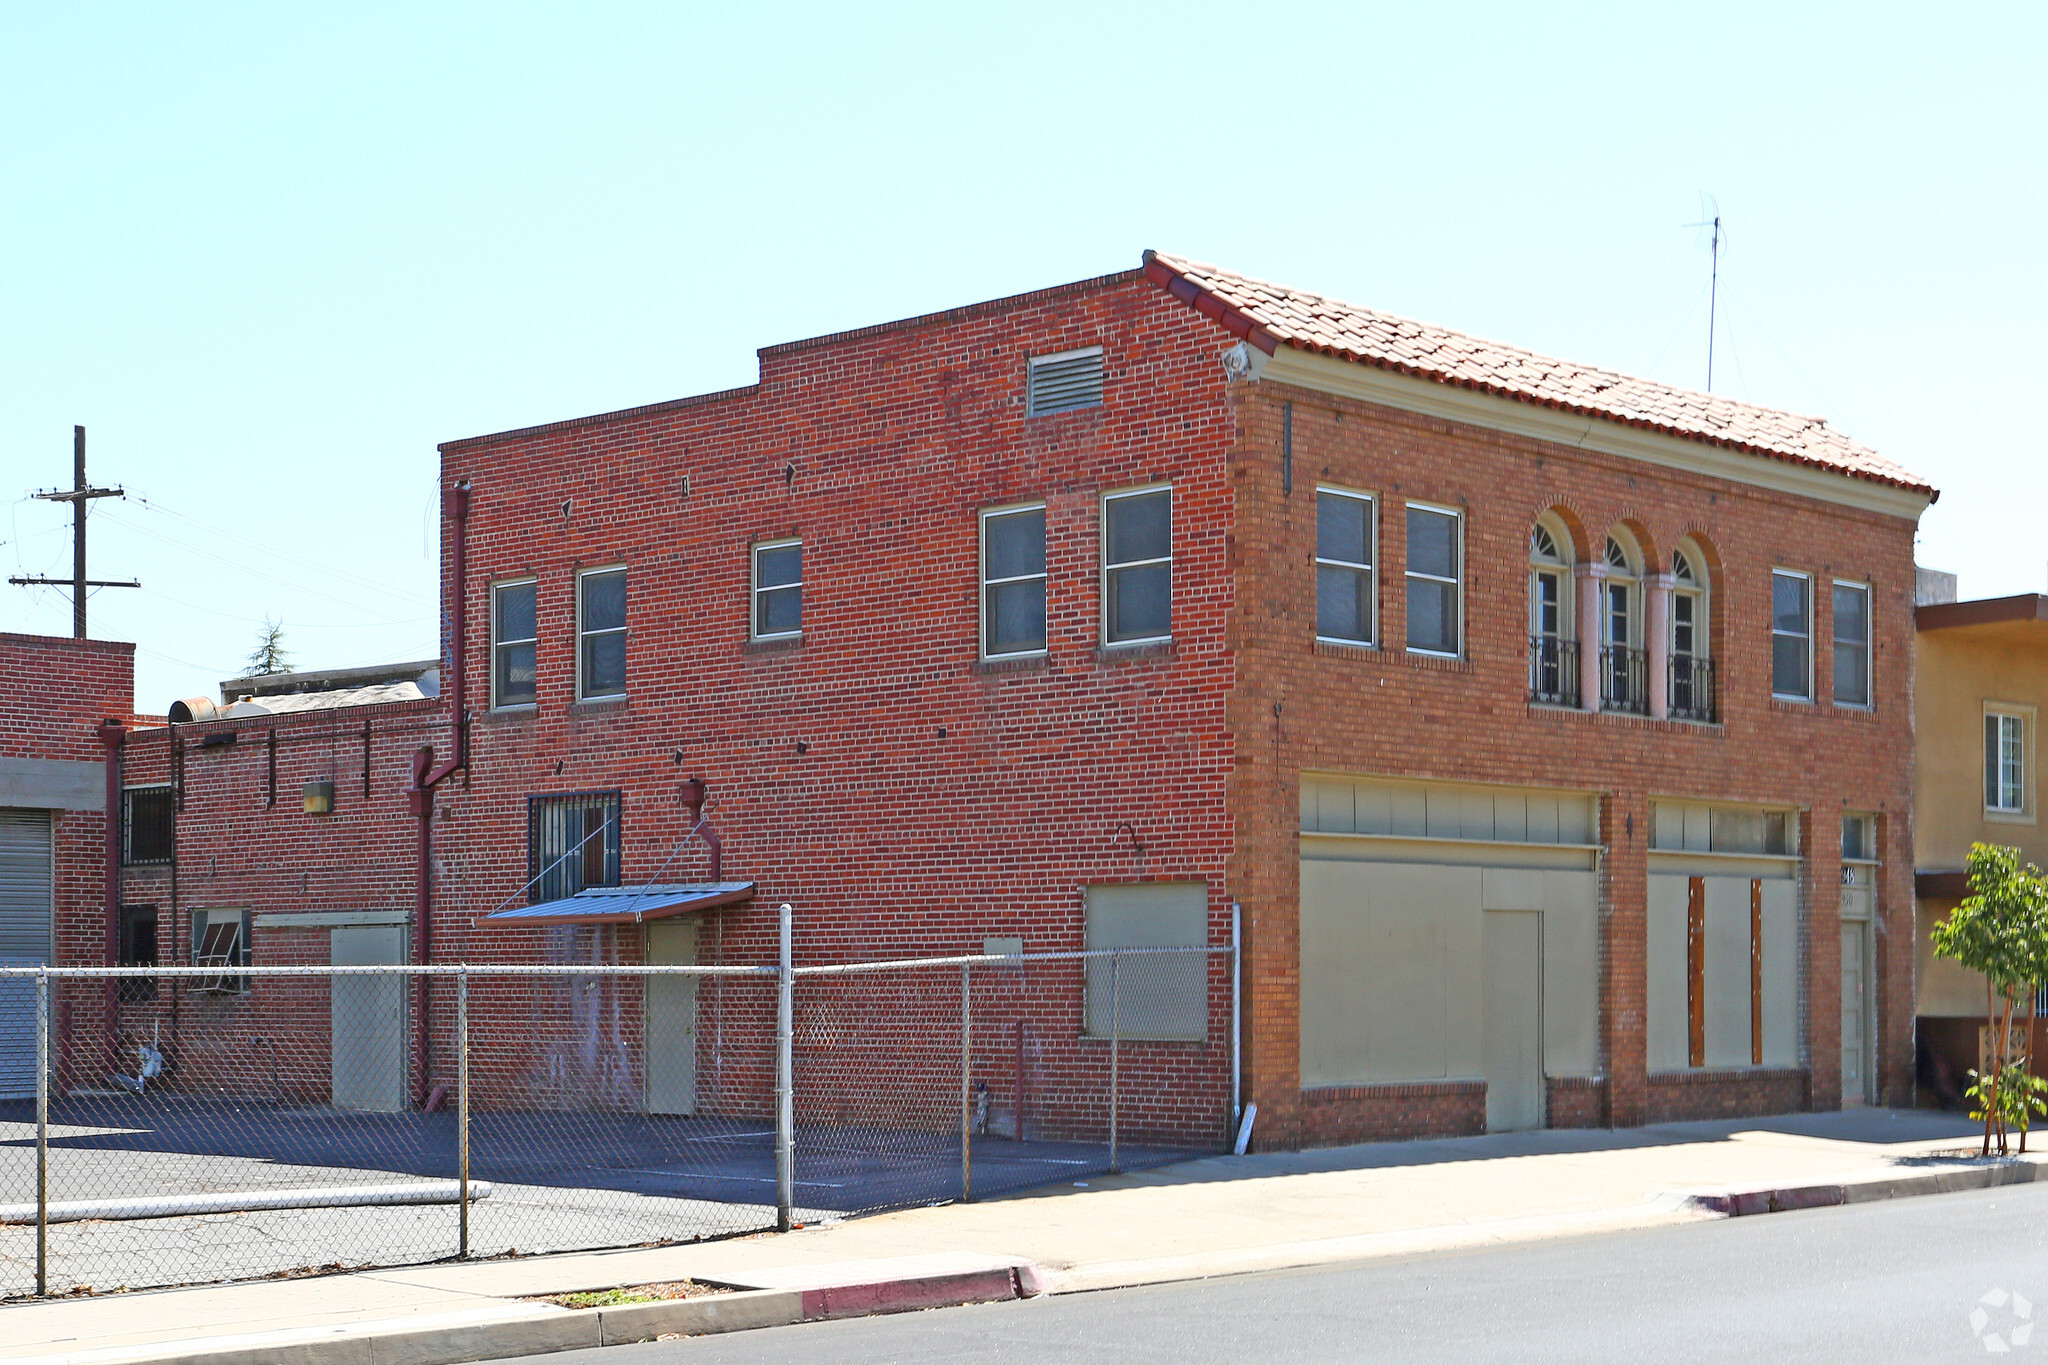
[
  {"xmin": 646, "ymin": 920, "xmax": 698, "ymax": 1115},
  {"xmin": 1840, "ymin": 921, "xmax": 1872, "ymax": 1108},
  {"xmin": 1483, "ymin": 911, "xmax": 1544, "ymax": 1132},
  {"xmin": 331, "ymin": 924, "xmax": 408, "ymax": 1112},
  {"xmin": 0, "ymin": 811, "xmax": 53, "ymax": 1100}
]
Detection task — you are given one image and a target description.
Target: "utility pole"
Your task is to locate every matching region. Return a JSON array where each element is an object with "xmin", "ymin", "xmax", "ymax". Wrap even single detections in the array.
[{"xmin": 8, "ymin": 426, "xmax": 139, "ymax": 638}]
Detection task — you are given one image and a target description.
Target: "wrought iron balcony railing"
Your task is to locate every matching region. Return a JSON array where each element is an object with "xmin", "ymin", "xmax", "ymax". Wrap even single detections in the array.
[
  {"xmin": 1528, "ymin": 636, "xmax": 1580, "ymax": 707},
  {"xmin": 1669, "ymin": 654, "xmax": 1717, "ymax": 723},
  {"xmin": 1600, "ymin": 645, "xmax": 1648, "ymax": 715}
]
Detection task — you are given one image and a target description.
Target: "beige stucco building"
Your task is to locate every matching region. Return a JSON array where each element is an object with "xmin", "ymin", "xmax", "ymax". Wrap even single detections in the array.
[{"xmin": 1913, "ymin": 591, "xmax": 2048, "ymax": 1101}]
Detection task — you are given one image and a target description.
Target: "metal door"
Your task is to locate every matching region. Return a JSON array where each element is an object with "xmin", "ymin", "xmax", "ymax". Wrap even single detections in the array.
[
  {"xmin": 1483, "ymin": 910, "xmax": 1544, "ymax": 1132},
  {"xmin": 645, "ymin": 920, "xmax": 698, "ymax": 1115},
  {"xmin": 0, "ymin": 811, "xmax": 53, "ymax": 1100},
  {"xmin": 330, "ymin": 924, "xmax": 408, "ymax": 1112},
  {"xmin": 1840, "ymin": 920, "xmax": 1873, "ymax": 1107}
]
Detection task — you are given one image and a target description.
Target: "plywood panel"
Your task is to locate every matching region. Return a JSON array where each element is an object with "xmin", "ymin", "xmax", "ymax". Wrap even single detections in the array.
[
  {"xmin": 1459, "ymin": 789, "xmax": 1496, "ymax": 841},
  {"xmin": 1481, "ymin": 867, "xmax": 1546, "ymax": 911},
  {"xmin": 1762, "ymin": 879, "xmax": 1800, "ymax": 1066},
  {"xmin": 1493, "ymin": 793, "xmax": 1529, "ymax": 844},
  {"xmin": 1484, "ymin": 912, "xmax": 1544, "ymax": 1131},
  {"xmin": 1354, "ymin": 781, "xmax": 1393, "ymax": 837},
  {"xmin": 1703, "ymin": 876, "xmax": 1753, "ymax": 1067},
  {"xmin": 1684, "ymin": 804, "xmax": 1711, "ymax": 852},
  {"xmin": 1425, "ymin": 786, "xmax": 1462, "ymax": 840},
  {"xmin": 1299, "ymin": 858, "xmax": 1376, "ymax": 1087},
  {"xmin": 1647, "ymin": 874, "xmax": 1690, "ymax": 1072},
  {"xmin": 1388, "ymin": 783, "xmax": 1427, "ymax": 838},
  {"xmin": 1542, "ymin": 870, "xmax": 1601, "ymax": 1075}
]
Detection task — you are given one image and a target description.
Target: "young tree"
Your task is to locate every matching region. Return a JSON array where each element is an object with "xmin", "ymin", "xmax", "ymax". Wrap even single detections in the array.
[
  {"xmin": 1931, "ymin": 842, "xmax": 2048, "ymax": 1155},
  {"xmin": 244, "ymin": 616, "xmax": 293, "ymax": 677}
]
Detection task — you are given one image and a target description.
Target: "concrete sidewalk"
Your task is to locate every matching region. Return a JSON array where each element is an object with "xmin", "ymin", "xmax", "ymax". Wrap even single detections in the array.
[{"xmin": 5, "ymin": 1109, "xmax": 2035, "ymax": 1365}]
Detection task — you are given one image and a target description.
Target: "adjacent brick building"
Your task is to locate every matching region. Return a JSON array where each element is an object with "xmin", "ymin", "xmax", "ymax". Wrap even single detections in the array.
[{"xmin": 19, "ymin": 250, "xmax": 1937, "ymax": 1150}]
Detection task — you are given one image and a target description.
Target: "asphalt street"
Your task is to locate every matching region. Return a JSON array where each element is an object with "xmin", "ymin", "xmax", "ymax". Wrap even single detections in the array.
[{"xmin": 520, "ymin": 1180, "xmax": 2048, "ymax": 1364}]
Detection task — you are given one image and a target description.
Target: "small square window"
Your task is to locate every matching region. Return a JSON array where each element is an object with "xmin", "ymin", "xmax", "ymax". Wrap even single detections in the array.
[
  {"xmin": 493, "ymin": 578, "xmax": 538, "ymax": 709},
  {"xmin": 577, "ymin": 567, "xmax": 627, "ymax": 700},
  {"xmin": 122, "ymin": 786, "xmax": 174, "ymax": 865},
  {"xmin": 1316, "ymin": 489, "xmax": 1375, "ymax": 646},
  {"xmin": 1771, "ymin": 570, "xmax": 1812, "ymax": 700},
  {"xmin": 981, "ymin": 505, "xmax": 1047, "ymax": 658},
  {"xmin": 191, "ymin": 907, "xmax": 251, "ymax": 995},
  {"xmin": 1832, "ymin": 581, "xmax": 1870, "ymax": 708},
  {"xmin": 1102, "ymin": 488, "xmax": 1171, "ymax": 645},
  {"xmin": 752, "ymin": 541, "xmax": 803, "ymax": 640}
]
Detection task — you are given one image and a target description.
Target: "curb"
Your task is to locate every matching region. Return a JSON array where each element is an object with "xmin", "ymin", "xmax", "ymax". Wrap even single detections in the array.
[
  {"xmin": 42, "ymin": 1264, "xmax": 1044, "ymax": 1365},
  {"xmin": 1683, "ymin": 1155, "xmax": 2048, "ymax": 1217}
]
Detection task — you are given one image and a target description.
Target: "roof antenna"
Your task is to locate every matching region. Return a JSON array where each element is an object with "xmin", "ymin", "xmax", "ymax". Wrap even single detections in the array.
[{"xmin": 1684, "ymin": 197, "xmax": 1724, "ymax": 393}]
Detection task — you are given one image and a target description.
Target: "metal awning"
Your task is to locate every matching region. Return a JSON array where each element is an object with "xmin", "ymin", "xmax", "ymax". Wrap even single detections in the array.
[{"xmin": 475, "ymin": 882, "xmax": 755, "ymax": 928}]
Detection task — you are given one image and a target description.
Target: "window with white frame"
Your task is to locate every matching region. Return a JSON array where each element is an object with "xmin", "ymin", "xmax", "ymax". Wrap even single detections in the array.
[
  {"xmin": 1315, "ymin": 488, "xmax": 1374, "ymax": 646},
  {"xmin": 752, "ymin": 540, "xmax": 802, "ymax": 640},
  {"xmin": 1986, "ymin": 710, "xmax": 2027, "ymax": 814},
  {"xmin": 1102, "ymin": 487, "xmax": 1171, "ymax": 645},
  {"xmin": 577, "ymin": 566, "xmax": 627, "ymax": 700},
  {"xmin": 492, "ymin": 578, "xmax": 538, "ymax": 708},
  {"xmin": 1405, "ymin": 504, "xmax": 1461, "ymax": 656},
  {"xmin": 1771, "ymin": 570, "xmax": 1812, "ymax": 700},
  {"xmin": 981, "ymin": 504, "xmax": 1047, "ymax": 657},
  {"xmin": 1832, "ymin": 581, "xmax": 1871, "ymax": 708}
]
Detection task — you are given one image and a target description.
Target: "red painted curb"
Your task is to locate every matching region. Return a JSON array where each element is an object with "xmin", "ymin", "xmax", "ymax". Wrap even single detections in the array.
[{"xmin": 800, "ymin": 1265, "xmax": 1032, "ymax": 1321}]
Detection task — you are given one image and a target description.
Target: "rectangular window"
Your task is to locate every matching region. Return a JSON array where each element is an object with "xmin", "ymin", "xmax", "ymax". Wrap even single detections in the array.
[
  {"xmin": 1083, "ymin": 882, "xmax": 1208, "ymax": 1041},
  {"xmin": 492, "ymin": 578, "xmax": 538, "ymax": 708},
  {"xmin": 1026, "ymin": 346, "xmax": 1104, "ymax": 417},
  {"xmin": 752, "ymin": 540, "xmax": 803, "ymax": 640},
  {"xmin": 577, "ymin": 567, "xmax": 627, "ymax": 699},
  {"xmin": 1315, "ymin": 489, "xmax": 1375, "ymax": 645},
  {"xmin": 1405, "ymin": 504, "xmax": 1462, "ymax": 656},
  {"xmin": 122, "ymin": 785, "xmax": 174, "ymax": 865},
  {"xmin": 1102, "ymin": 487, "xmax": 1171, "ymax": 645},
  {"xmin": 1987, "ymin": 712, "xmax": 2026, "ymax": 814},
  {"xmin": 118, "ymin": 904, "xmax": 158, "ymax": 1002},
  {"xmin": 1832, "ymin": 581, "xmax": 1871, "ymax": 708},
  {"xmin": 191, "ymin": 907, "xmax": 251, "ymax": 995},
  {"xmin": 528, "ymin": 791, "xmax": 622, "ymax": 903},
  {"xmin": 1841, "ymin": 813, "xmax": 1875, "ymax": 862},
  {"xmin": 981, "ymin": 504, "xmax": 1047, "ymax": 657},
  {"xmin": 1771, "ymin": 570, "xmax": 1811, "ymax": 699}
]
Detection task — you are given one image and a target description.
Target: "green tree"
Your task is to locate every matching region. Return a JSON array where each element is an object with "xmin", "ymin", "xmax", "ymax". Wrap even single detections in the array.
[
  {"xmin": 244, "ymin": 616, "xmax": 293, "ymax": 676},
  {"xmin": 1931, "ymin": 843, "xmax": 2048, "ymax": 1155}
]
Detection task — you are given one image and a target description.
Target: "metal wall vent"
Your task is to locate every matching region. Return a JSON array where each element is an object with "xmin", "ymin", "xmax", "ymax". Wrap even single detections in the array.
[{"xmin": 1026, "ymin": 346, "xmax": 1104, "ymax": 417}]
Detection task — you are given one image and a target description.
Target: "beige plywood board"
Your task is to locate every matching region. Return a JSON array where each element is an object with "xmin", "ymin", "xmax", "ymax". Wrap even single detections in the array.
[
  {"xmin": 1702, "ymin": 876, "xmax": 1753, "ymax": 1068},
  {"xmin": 1541, "ymin": 871, "xmax": 1601, "ymax": 1076},
  {"xmin": 1302, "ymin": 774, "xmax": 1594, "ymax": 848},
  {"xmin": 1761, "ymin": 878, "xmax": 1800, "ymax": 1066},
  {"xmin": 1647, "ymin": 874, "xmax": 1690, "ymax": 1073}
]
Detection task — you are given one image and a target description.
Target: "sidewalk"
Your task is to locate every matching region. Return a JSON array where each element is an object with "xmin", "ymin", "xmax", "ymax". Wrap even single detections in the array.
[{"xmin": 6, "ymin": 1109, "xmax": 2035, "ymax": 1365}]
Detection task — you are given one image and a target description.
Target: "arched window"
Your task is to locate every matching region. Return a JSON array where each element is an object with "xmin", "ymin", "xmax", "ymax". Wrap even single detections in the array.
[
  {"xmin": 1528, "ymin": 518, "xmax": 1575, "ymax": 704},
  {"xmin": 1670, "ymin": 542, "xmax": 1713, "ymax": 720},
  {"xmin": 1601, "ymin": 532, "xmax": 1645, "ymax": 713}
]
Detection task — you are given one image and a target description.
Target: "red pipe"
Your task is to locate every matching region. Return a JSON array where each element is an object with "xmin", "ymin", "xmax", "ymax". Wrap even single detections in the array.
[
  {"xmin": 677, "ymin": 779, "xmax": 722, "ymax": 881},
  {"xmin": 409, "ymin": 480, "xmax": 472, "ymax": 1105},
  {"xmin": 98, "ymin": 721, "xmax": 127, "ymax": 1077}
]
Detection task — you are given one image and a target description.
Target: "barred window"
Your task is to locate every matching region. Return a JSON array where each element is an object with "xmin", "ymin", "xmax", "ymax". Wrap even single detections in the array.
[
  {"xmin": 528, "ymin": 792, "xmax": 622, "ymax": 902},
  {"xmin": 122, "ymin": 785, "xmax": 174, "ymax": 865}
]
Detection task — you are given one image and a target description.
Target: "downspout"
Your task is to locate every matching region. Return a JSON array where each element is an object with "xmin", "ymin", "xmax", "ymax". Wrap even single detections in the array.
[
  {"xmin": 97, "ymin": 721, "xmax": 128, "ymax": 1082},
  {"xmin": 410, "ymin": 480, "xmax": 472, "ymax": 1107}
]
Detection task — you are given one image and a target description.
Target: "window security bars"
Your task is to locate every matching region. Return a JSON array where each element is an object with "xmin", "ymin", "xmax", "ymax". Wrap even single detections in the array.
[
  {"xmin": 0, "ymin": 943, "xmax": 1238, "ymax": 1298},
  {"xmin": 1600, "ymin": 644, "xmax": 1648, "ymax": 715},
  {"xmin": 1528, "ymin": 636, "xmax": 1579, "ymax": 707},
  {"xmin": 122, "ymin": 786, "xmax": 174, "ymax": 866},
  {"xmin": 1668, "ymin": 654, "xmax": 1717, "ymax": 722},
  {"xmin": 526, "ymin": 793, "xmax": 621, "ymax": 902}
]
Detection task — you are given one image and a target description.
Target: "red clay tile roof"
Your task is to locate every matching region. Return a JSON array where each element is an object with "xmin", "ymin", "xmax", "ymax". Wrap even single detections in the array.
[{"xmin": 1143, "ymin": 250, "xmax": 1935, "ymax": 500}]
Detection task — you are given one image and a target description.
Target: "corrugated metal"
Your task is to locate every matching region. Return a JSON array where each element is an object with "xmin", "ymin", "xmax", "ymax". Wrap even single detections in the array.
[
  {"xmin": 1026, "ymin": 348, "xmax": 1104, "ymax": 417},
  {"xmin": 476, "ymin": 882, "xmax": 754, "ymax": 927},
  {"xmin": 0, "ymin": 809, "xmax": 54, "ymax": 1099}
]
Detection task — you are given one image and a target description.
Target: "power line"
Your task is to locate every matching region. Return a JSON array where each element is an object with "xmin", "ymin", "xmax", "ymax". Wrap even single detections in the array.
[
  {"xmin": 95, "ymin": 507, "xmax": 432, "ymax": 620},
  {"xmin": 128, "ymin": 492, "xmax": 432, "ymax": 609}
]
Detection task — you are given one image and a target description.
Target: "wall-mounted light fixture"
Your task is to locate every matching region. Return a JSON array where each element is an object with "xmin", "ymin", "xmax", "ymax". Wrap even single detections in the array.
[{"xmin": 303, "ymin": 779, "xmax": 335, "ymax": 815}]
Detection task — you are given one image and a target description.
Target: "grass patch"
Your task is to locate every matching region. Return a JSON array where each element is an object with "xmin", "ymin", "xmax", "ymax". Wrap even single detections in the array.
[{"xmin": 538, "ymin": 1280, "xmax": 725, "ymax": 1309}]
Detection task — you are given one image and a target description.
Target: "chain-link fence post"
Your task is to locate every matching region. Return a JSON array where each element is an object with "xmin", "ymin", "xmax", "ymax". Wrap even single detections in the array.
[
  {"xmin": 960, "ymin": 962, "xmax": 972, "ymax": 1204},
  {"xmin": 776, "ymin": 903, "xmax": 794, "ymax": 1233},
  {"xmin": 1108, "ymin": 950, "xmax": 1121, "ymax": 1176},
  {"xmin": 457, "ymin": 965, "xmax": 470, "ymax": 1260},
  {"xmin": 35, "ymin": 966, "xmax": 49, "ymax": 1298}
]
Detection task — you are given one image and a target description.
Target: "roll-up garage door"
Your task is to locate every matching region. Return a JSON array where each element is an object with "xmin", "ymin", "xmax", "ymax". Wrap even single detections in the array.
[{"xmin": 0, "ymin": 810, "xmax": 54, "ymax": 1099}]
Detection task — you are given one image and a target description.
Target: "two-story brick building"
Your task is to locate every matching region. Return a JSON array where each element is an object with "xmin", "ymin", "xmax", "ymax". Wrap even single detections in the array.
[{"xmin": 38, "ymin": 250, "xmax": 1933, "ymax": 1151}]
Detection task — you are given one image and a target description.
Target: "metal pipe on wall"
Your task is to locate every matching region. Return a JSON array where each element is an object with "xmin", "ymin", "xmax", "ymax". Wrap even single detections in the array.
[
  {"xmin": 775, "ymin": 902, "xmax": 794, "ymax": 1231},
  {"xmin": 1230, "ymin": 902, "xmax": 1242, "ymax": 1134}
]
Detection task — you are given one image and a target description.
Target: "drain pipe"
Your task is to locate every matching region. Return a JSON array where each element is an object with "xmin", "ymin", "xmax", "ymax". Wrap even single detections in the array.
[{"xmin": 409, "ymin": 480, "xmax": 472, "ymax": 1106}]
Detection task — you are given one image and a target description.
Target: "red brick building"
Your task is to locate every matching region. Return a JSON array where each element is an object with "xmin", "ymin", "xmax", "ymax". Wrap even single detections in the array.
[{"xmin": 26, "ymin": 251, "xmax": 1935, "ymax": 1150}]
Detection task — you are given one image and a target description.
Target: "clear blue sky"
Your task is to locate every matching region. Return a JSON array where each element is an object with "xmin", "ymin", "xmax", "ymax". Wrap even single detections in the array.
[{"xmin": 4, "ymin": 4, "xmax": 2040, "ymax": 710}]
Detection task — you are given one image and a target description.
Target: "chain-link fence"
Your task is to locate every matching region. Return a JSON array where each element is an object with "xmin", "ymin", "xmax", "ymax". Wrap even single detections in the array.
[{"xmin": 0, "ymin": 935, "xmax": 1237, "ymax": 1298}]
